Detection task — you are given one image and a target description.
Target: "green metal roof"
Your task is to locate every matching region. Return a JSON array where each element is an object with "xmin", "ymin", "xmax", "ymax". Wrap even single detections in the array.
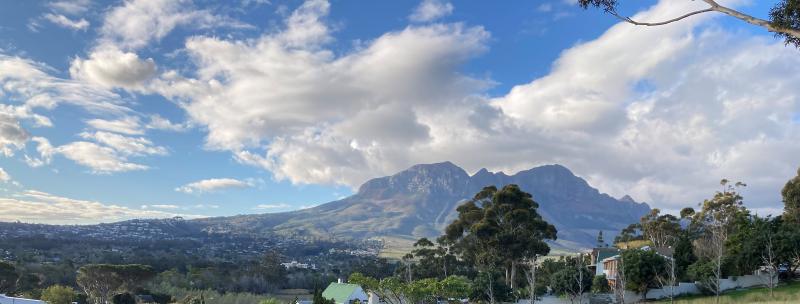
[
  {"xmin": 596, "ymin": 248, "xmax": 620, "ymax": 261},
  {"xmin": 322, "ymin": 283, "xmax": 361, "ymax": 304}
]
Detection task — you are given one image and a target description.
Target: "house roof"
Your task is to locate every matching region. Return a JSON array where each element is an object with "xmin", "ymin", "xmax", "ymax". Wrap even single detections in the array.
[
  {"xmin": 322, "ymin": 283, "xmax": 361, "ymax": 304},
  {"xmin": 594, "ymin": 248, "xmax": 620, "ymax": 261}
]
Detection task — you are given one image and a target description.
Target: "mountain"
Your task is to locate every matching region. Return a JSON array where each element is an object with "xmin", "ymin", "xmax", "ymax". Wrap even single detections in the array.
[{"xmin": 195, "ymin": 162, "xmax": 650, "ymax": 250}]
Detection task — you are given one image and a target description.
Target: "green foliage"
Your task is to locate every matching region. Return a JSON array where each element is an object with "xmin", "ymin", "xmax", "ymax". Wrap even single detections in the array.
[
  {"xmin": 41, "ymin": 285, "xmax": 77, "ymax": 304},
  {"xmin": 436, "ymin": 276, "xmax": 471, "ymax": 300},
  {"xmin": 673, "ymin": 232, "xmax": 697, "ymax": 281},
  {"xmin": 622, "ymin": 249, "xmax": 666, "ymax": 298},
  {"xmin": 112, "ymin": 293, "xmax": 136, "ymax": 304},
  {"xmin": 640, "ymin": 209, "xmax": 681, "ymax": 247},
  {"xmin": 312, "ymin": 288, "xmax": 334, "ymax": 304},
  {"xmin": 0, "ymin": 261, "xmax": 19, "ymax": 294},
  {"xmin": 782, "ymin": 167, "xmax": 800, "ymax": 223},
  {"xmin": 687, "ymin": 259, "xmax": 715, "ymax": 294},
  {"xmin": 443, "ymin": 184, "xmax": 556, "ymax": 295},
  {"xmin": 770, "ymin": 0, "xmax": 800, "ymax": 47},
  {"xmin": 549, "ymin": 265, "xmax": 592, "ymax": 301},
  {"xmin": 591, "ymin": 275, "xmax": 610, "ymax": 293}
]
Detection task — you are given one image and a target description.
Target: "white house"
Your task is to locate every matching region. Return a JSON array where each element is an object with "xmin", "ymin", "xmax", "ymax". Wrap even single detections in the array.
[{"xmin": 0, "ymin": 294, "xmax": 46, "ymax": 304}]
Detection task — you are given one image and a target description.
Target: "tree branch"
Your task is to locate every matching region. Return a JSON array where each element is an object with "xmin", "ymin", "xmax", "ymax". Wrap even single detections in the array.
[
  {"xmin": 606, "ymin": 0, "xmax": 800, "ymax": 40},
  {"xmin": 700, "ymin": 0, "xmax": 800, "ymax": 40},
  {"xmin": 607, "ymin": 8, "xmax": 714, "ymax": 27}
]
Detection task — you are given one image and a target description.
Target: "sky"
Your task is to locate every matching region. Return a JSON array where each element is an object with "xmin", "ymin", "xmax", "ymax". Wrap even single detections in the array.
[{"xmin": 0, "ymin": 0, "xmax": 798, "ymax": 224}]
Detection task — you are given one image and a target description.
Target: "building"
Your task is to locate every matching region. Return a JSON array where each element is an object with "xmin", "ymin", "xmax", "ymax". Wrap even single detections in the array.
[
  {"xmin": 602, "ymin": 246, "xmax": 674, "ymax": 288},
  {"xmin": 0, "ymin": 294, "xmax": 46, "ymax": 304},
  {"xmin": 588, "ymin": 247, "xmax": 620, "ymax": 276},
  {"xmin": 322, "ymin": 281, "xmax": 369, "ymax": 304}
]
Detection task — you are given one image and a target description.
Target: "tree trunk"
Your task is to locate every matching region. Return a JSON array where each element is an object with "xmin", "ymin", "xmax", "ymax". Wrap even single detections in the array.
[{"xmin": 510, "ymin": 261, "xmax": 517, "ymax": 290}]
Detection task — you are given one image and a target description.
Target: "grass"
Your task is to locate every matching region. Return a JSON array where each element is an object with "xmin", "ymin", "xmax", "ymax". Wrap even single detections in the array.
[{"xmin": 660, "ymin": 280, "xmax": 800, "ymax": 304}]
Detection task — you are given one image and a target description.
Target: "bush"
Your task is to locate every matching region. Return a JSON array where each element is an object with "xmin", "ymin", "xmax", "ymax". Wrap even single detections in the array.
[
  {"xmin": 41, "ymin": 285, "xmax": 77, "ymax": 304},
  {"xmin": 591, "ymin": 275, "xmax": 610, "ymax": 293}
]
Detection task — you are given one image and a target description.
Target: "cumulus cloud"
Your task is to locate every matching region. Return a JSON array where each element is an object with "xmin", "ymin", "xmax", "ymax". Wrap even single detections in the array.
[
  {"xmin": 149, "ymin": 0, "xmax": 800, "ymax": 214},
  {"xmin": 0, "ymin": 190, "xmax": 183, "ymax": 224},
  {"xmin": 409, "ymin": 0, "xmax": 453, "ymax": 22},
  {"xmin": 70, "ymin": 47, "xmax": 156, "ymax": 90},
  {"xmin": 43, "ymin": 13, "xmax": 89, "ymax": 31},
  {"xmin": 175, "ymin": 178, "xmax": 253, "ymax": 194}
]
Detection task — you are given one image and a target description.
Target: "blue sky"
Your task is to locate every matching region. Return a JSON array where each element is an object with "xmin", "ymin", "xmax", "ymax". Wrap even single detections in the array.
[{"xmin": 0, "ymin": 0, "xmax": 798, "ymax": 224}]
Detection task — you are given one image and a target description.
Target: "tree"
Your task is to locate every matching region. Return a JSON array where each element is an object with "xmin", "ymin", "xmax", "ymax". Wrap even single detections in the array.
[
  {"xmin": 348, "ymin": 273, "xmax": 404, "ymax": 304},
  {"xmin": 312, "ymin": 288, "xmax": 334, "ymax": 304},
  {"xmin": 596, "ymin": 231, "xmax": 605, "ymax": 248},
  {"xmin": 549, "ymin": 261, "xmax": 592, "ymax": 304},
  {"xmin": 77, "ymin": 264, "xmax": 156, "ymax": 304},
  {"xmin": 690, "ymin": 180, "xmax": 748, "ymax": 303},
  {"xmin": 672, "ymin": 231, "xmax": 697, "ymax": 282},
  {"xmin": 578, "ymin": 0, "xmax": 800, "ymax": 48},
  {"xmin": 444, "ymin": 185, "xmax": 556, "ymax": 298},
  {"xmin": 41, "ymin": 285, "xmax": 77, "ymax": 304},
  {"xmin": 0, "ymin": 261, "xmax": 18, "ymax": 295},
  {"xmin": 436, "ymin": 276, "xmax": 471, "ymax": 302},
  {"xmin": 622, "ymin": 249, "xmax": 666, "ymax": 301},
  {"xmin": 640, "ymin": 209, "xmax": 681, "ymax": 248},
  {"xmin": 783, "ymin": 167, "xmax": 800, "ymax": 223}
]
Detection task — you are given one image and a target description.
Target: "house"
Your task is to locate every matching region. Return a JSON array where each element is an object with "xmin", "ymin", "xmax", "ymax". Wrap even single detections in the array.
[
  {"xmin": 322, "ymin": 280, "xmax": 369, "ymax": 304},
  {"xmin": 602, "ymin": 246, "xmax": 674, "ymax": 288},
  {"xmin": 0, "ymin": 294, "xmax": 46, "ymax": 304},
  {"xmin": 589, "ymin": 247, "xmax": 620, "ymax": 276}
]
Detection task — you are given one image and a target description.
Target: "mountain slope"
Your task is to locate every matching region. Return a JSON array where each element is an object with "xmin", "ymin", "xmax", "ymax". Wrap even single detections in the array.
[{"xmin": 195, "ymin": 162, "xmax": 650, "ymax": 249}]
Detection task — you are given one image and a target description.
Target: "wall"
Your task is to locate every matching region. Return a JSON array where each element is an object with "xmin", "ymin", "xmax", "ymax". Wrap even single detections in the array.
[{"xmin": 618, "ymin": 273, "xmax": 777, "ymax": 303}]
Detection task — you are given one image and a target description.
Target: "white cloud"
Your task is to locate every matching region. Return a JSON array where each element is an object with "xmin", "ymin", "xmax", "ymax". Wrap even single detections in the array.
[
  {"xmin": 253, "ymin": 203, "xmax": 292, "ymax": 210},
  {"xmin": 146, "ymin": 114, "xmax": 189, "ymax": 132},
  {"xmin": 537, "ymin": 3, "xmax": 553, "ymax": 12},
  {"xmin": 0, "ymin": 111, "xmax": 29, "ymax": 157},
  {"xmin": 0, "ymin": 168, "xmax": 11, "ymax": 183},
  {"xmin": 85, "ymin": 116, "xmax": 143, "ymax": 135},
  {"xmin": 43, "ymin": 13, "xmax": 89, "ymax": 31},
  {"xmin": 175, "ymin": 178, "xmax": 253, "ymax": 194},
  {"xmin": 0, "ymin": 53, "xmax": 129, "ymax": 115},
  {"xmin": 0, "ymin": 190, "xmax": 185, "ymax": 224},
  {"xmin": 79, "ymin": 131, "xmax": 167, "ymax": 156},
  {"xmin": 56, "ymin": 141, "xmax": 149, "ymax": 173},
  {"xmin": 409, "ymin": 0, "xmax": 453, "ymax": 22},
  {"xmin": 24, "ymin": 137, "xmax": 55, "ymax": 167},
  {"xmin": 100, "ymin": 0, "xmax": 251, "ymax": 50},
  {"xmin": 149, "ymin": 0, "xmax": 800, "ymax": 215},
  {"xmin": 70, "ymin": 47, "xmax": 156, "ymax": 90},
  {"xmin": 142, "ymin": 204, "xmax": 180, "ymax": 209},
  {"xmin": 48, "ymin": 0, "xmax": 92, "ymax": 15}
]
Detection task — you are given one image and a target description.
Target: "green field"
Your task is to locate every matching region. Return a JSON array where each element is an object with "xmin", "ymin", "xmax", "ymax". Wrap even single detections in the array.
[{"xmin": 660, "ymin": 281, "xmax": 800, "ymax": 304}]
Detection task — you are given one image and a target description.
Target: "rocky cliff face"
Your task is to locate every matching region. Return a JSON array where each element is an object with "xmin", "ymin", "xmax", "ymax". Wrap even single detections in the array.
[{"xmin": 196, "ymin": 162, "xmax": 650, "ymax": 250}]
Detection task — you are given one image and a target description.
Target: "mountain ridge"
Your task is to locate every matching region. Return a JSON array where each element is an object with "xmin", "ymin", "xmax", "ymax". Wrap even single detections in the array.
[{"xmin": 195, "ymin": 162, "xmax": 651, "ymax": 250}]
